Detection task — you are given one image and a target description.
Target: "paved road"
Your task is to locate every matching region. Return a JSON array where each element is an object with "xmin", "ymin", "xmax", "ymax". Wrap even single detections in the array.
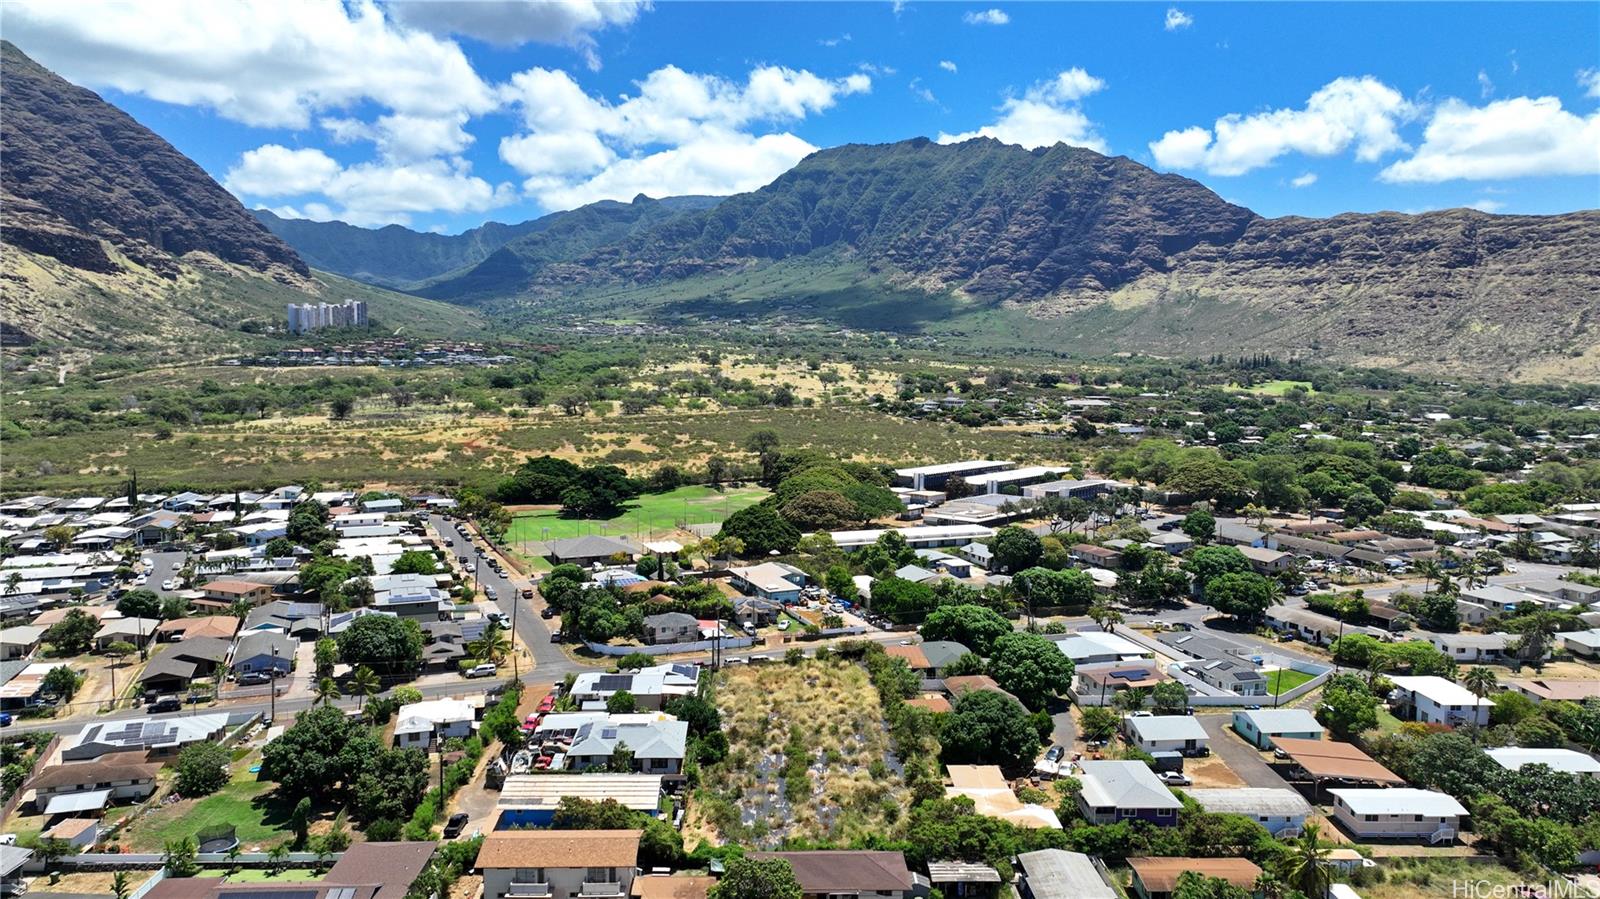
[
  {"xmin": 139, "ymin": 549, "xmax": 188, "ymax": 595},
  {"xmin": 1197, "ymin": 713, "xmax": 1287, "ymax": 788}
]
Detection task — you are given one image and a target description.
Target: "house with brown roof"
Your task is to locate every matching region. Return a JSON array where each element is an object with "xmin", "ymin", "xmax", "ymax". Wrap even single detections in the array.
[
  {"xmin": 477, "ymin": 829, "xmax": 640, "ymax": 899},
  {"xmin": 1503, "ymin": 678, "xmax": 1600, "ymax": 704},
  {"xmin": 197, "ymin": 579, "xmax": 274, "ymax": 611},
  {"xmin": 1071, "ymin": 544, "xmax": 1122, "ymax": 569},
  {"xmin": 29, "ymin": 752, "xmax": 161, "ymax": 814},
  {"xmin": 1127, "ymin": 857, "xmax": 1262, "ymax": 899},
  {"xmin": 942, "ymin": 675, "xmax": 1023, "ymax": 707},
  {"xmin": 141, "ymin": 843, "xmax": 435, "ymax": 899},
  {"xmin": 749, "ymin": 851, "xmax": 917, "ymax": 899},
  {"xmin": 154, "ymin": 615, "xmax": 240, "ymax": 643}
]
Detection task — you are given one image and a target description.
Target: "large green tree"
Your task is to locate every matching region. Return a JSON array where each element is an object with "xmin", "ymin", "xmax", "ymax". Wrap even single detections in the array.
[
  {"xmin": 986, "ymin": 632, "xmax": 1074, "ymax": 710},
  {"xmin": 919, "ymin": 604, "xmax": 1014, "ymax": 656},
  {"xmin": 990, "ymin": 526, "xmax": 1043, "ymax": 573},
  {"xmin": 940, "ymin": 690, "xmax": 1042, "ymax": 777},
  {"xmin": 709, "ymin": 857, "xmax": 802, "ymax": 899},
  {"xmin": 335, "ymin": 615, "xmax": 423, "ymax": 674}
]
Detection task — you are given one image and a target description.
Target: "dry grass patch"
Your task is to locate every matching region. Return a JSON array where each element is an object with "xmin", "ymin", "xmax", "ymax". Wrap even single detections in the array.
[{"xmin": 687, "ymin": 661, "xmax": 910, "ymax": 848}]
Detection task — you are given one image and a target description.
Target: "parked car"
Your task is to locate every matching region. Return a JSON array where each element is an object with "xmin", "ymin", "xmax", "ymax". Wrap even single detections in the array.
[
  {"xmin": 540, "ymin": 607, "xmax": 556, "ymax": 619},
  {"xmin": 487, "ymin": 611, "xmax": 507, "ymax": 626},
  {"xmin": 0, "ymin": 713, "xmax": 12, "ymax": 727},
  {"xmin": 1044, "ymin": 746, "xmax": 1065, "ymax": 764},
  {"xmin": 1158, "ymin": 772, "xmax": 1192, "ymax": 786},
  {"xmin": 442, "ymin": 813, "xmax": 469, "ymax": 838},
  {"xmin": 521, "ymin": 588, "xmax": 534, "ymax": 599},
  {"xmin": 484, "ymin": 585, "xmax": 498, "ymax": 600},
  {"xmin": 161, "ymin": 579, "xmax": 177, "ymax": 591},
  {"xmin": 464, "ymin": 663, "xmax": 498, "ymax": 678},
  {"xmin": 550, "ymin": 630, "xmax": 563, "ymax": 642},
  {"xmin": 148, "ymin": 696, "xmax": 182, "ymax": 713},
  {"xmin": 236, "ymin": 671, "xmax": 272, "ymax": 686},
  {"xmin": 537, "ymin": 694, "xmax": 557, "ymax": 713}
]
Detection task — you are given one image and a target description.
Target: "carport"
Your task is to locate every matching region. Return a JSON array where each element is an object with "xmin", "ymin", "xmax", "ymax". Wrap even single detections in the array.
[{"xmin": 1271, "ymin": 737, "xmax": 1403, "ymax": 801}]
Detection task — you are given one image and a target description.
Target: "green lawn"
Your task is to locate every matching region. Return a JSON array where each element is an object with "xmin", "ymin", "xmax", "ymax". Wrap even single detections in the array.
[
  {"xmin": 127, "ymin": 770, "xmax": 299, "ymax": 851},
  {"xmin": 1265, "ymin": 668, "xmax": 1316, "ymax": 694},
  {"xmin": 1372, "ymin": 706, "xmax": 1405, "ymax": 735},
  {"xmin": 505, "ymin": 485, "xmax": 769, "ymax": 544},
  {"xmin": 1228, "ymin": 379, "xmax": 1316, "ymax": 396},
  {"xmin": 198, "ymin": 869, "xmax": 324, "ymax": 882}
]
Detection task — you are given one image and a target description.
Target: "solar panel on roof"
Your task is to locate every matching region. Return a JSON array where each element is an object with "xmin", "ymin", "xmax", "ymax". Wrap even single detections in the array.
[
  {"xmin": 670, "ymin": 663, "xmax": 697, "ymax": 677},
  {"xmin": 1109, "ymin": 668, "xmax": 1147, "ymax": 681},
  {"xmin": 219, "ymin": 891, "xmax": 318, "ymax": 899},
  {"xmin": 595, "ymin": 674, "xmax": 632, "ymax": 691},
  {"xmin": 601, "ymin": 728, "xmax": 618, "ymax": 739}
]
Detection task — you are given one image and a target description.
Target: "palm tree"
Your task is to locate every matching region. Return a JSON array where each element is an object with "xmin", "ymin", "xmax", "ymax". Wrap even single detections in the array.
[
  {"xmin": 314, "ymin": 676, "xmax": 341, "ymax": 706},
  {"xmin": 349, "ymin": 665, "xmax": 381, "ymax": 710},
  {"xmin": 1278, "ymin": 823, "xmax": 1332, "ymax": 898},
  {"xmin": 1416, "ymin": 559, "xmax": 1444, "ymax": 595},
  {"xmin": 1463, "ymin": 666, "xmax": 1498, "ymax": 700},
  {"xmin": 1575, "ymin": 534, "xmax": 1600, "ymax": 573},
  {"xmin": 469, "ymin": 625, "xmax": 511, "ymax": 664},
  {"xmin": 112, "ymin": 872, "xmax": 131, "ymax": 899}
]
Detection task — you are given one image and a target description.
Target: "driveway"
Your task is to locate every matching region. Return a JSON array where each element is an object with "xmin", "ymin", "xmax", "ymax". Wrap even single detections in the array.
[{"xmin": 1197, "ymin": 713, "xmax": 1286, "ymax": 788}]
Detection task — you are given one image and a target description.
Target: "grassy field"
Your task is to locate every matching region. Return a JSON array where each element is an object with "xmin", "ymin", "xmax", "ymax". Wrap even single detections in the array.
[
  {"xmin": 1349, "ymin": 857, "xmax": 1531, "ymax": 899},
  {"xmin": 1266, "ymin": 668, "xmax": 1316, "ymax": 694},
  {"xmin": 1229, "ymin": 379, "xmax": 1316, "ymax": 396},
  {"xmin": 506, "ymin": 485, "xmax": 769, "ymax": 543},
  {"xmin": 125, "ymin": 766, "xmax": 295, "ymax": 851}
]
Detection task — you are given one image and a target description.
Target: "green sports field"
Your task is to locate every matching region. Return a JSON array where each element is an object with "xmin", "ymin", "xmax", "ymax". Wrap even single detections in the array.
[{"xmin": 506, "ymin": 485, "xmax": 769, "ymax": 545}]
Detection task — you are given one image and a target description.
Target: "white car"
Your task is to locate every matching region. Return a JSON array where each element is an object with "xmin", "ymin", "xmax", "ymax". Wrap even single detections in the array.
[
  {"xmin": 464, "ymin": 663, "xmax": 498, "ymax": 678},
  {"xmin": 161, "ymin": 579, "xmax": 177, "ymax": 591}
]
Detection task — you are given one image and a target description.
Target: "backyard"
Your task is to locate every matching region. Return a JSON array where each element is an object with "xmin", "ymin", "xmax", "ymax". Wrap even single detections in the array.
[
  {"xmin": 1265, "ymin": 668, "xmax": 1316, "ymax": 694},
  {"xmin": 505, "ymin": 484, "xmax": 769, "ymax": 544},
  {"xmin": 686, "ymin": 660, "xmax": 913, "ymax": 848},
  {"xmin": 120, "ymin": 750, "xmax": 340, "ymax": 853}
]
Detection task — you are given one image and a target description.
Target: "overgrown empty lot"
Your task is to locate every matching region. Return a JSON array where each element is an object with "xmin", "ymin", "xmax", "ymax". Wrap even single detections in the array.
[{"xmin": 689, "ymin": 661, "xmax": 911, "ymax": 848}]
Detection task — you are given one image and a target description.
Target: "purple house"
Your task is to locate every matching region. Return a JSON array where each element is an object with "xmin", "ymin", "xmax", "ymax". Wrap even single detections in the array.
[{"xmin": 1075, "ymin": 760, "xmax": 1182, "ymax": 826}]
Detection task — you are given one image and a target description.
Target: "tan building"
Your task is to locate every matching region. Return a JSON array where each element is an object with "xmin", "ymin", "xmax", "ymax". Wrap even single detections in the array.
[
  {"xmin": 477, "ymin": 828, "xmax": 640, "ymax": 899},
  {"xmin": 1128, "ymin": 858, "xmax": 1262, "ymax": 899},
  {"xmin": 197, "ymin": 579, "xmax": 274, "ymax": 610}
]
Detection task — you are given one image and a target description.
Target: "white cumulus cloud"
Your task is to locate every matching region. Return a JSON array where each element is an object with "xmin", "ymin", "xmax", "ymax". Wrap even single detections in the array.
[
  {"xmin": 1579, "ymin": 68, "xmax": 1600, "ymax": 98},
  {"xmin": 1290, "ymin": 172, "xmax": 1318, "ymax": 188},
  {"xmin": 938, "ymin": 68, "xmax": 1107, "ymax": 151},
  {"xmin": 498, "ymin": 63, "xmax": 870, "ymax": 209},
  {"xmin": 963, "ymin": 8, "xmax": 1009, "ymax": 25},
  {"xmin": 1149, "ymin": 75, "xmax": 1415, "ymax": 175},
  {"xmin": 1380, "ymin": 96, "xmax": 1600, "ymax": 182},
  {"xmin": 939, "ymin": 60, "xmax": 959, "ymax": 74},
  {"xmin": 225, "ymin": 146, "xmax": 343, "ymax": 196},
  {"xmin": 1164, "ymin": 8, "xmax": 1193, "ymax": 31},
  {"xmin": 227, "ymin": 146, "xmax": 514, "ymax": 227},
  {"xmin": 386, "ymin": 0, "xmax": 647, "ymax": 69}
]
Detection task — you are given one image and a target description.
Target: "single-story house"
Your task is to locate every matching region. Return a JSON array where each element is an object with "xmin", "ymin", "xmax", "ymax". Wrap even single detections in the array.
[
  {"xmin": 1502, "ymin": 678, "xmax": 1600, "ymax": 704},
  {"xmin": 93, "ymin": 617, "xmax": 159, "ymax": 650},
  {"xmin": 1183, "ymin": 788, "xmax": 1314, "ymax": 836},
  {"xmin": 1123, "ymin": 715, "xmax": 1209, "ymax": 754},
  {"xmin": 153, "ymin": 615, "xmax": 240, "ymax": 643},
  {"xmin": 569, "ymin": 664, "xmax": 700, "ymax": 710},
  {"xmin": 1559, "ymin": 629, "xmax": 1600, "ymax": 659},
  {"xmin": 1016, "ymin": 849, "xmax": 1117, "ymax": 899},
  {"xmin": 1128, "ymin": 858, "xmax": 1262, "ymax": 899},
  {"xmin": 394, "ymin": 698, "xmax": 477, "ymax": 749},
  {"xmin": 1214, "ymin": 519, "xmax": 1269, "ymax": 547},
  {"xmin": 945, "ymin": 764, "xmax": 1061, "ymax": 829},
  {"xmin": 563, "ymin": 717, "xmax": 688, "ymax": 776},
  {"xmin": 1232, "ymin": 708, "xmax": 1323, "ymax": 750},
  {"xmin": 1238, "ymin": 545, "xmax": 1294, "ymax": 574},
  {"xmin": 643, "ymin": 612, "xmax": 700, "ymax": 645},
  {"xmin": 1071, "ymin": 544, "xmax": 1122, "ymax": 569},
  {"xmin": 927, "ymin": 862, "xmax": 1001, "ymax": 899},
  {"xmin": 476, "ymin": 828, "xmax": 639, "ymax": 899},
  {"xmin": 733, "ymin": 596, "xmax": 784, "ymax": 627},
  {"xmin": 943, "ymin": 674, "xmax": 1025, "ymax": 707},
  {"xmin": 1266, "ymin": 606, "xmax": 1384, "ymax": 646},
  {"xmin": 1386, "ymin": 675, "xmax": 1492, "ymax": 727},
  {"xmin": 136, "ymin": 637, "xmax": 232, "ymax": 693},
  {"xmin": 63, "ymin": 714, "xmax": 229, "ymax": 761},
  {"xmin": 1074, "ymin": 760, "xmax": 1183, "ymax": 826},
  {"xmin": 1422, "ymin": 631, "xmax": 1516, "ymax": 663},
  {"xmin": 1, "ymin": 625, "xmax": 44, "ymax": 661},
  {"xmin": 41, "ymin": 818, "xmax": 100, "ymax": 849},
  {"xmin": 749, "ymin": 851, "xmax": 916, "ymax": 899},
  {"xmin": 544, "ymin": 535, "xmax": 640, "ymax": 566},
  {"xmin": 1484, "ymin": 747, "xmax": 1600, "ymax": 775},
  {"xmin": 728, "ymin": 562, "xmax": 806, "ymax": 604},
  {"xmin": 1196, "ymin": 659, "xmax": 1268, "ymax": 696},
  {"xmin": 1053, "ymin": 631, "xmax": 1152, "ymax": 666},
  {"xmin": 230, "ymin": 631, "xmax": 295, "ymax": 676},
  {"xmin": 30, "ymin": 752, "xmax": 161, "ymax": 814},
  {"xmin": 495, "ymin": 774, "xmax": 664, "ymax": 827},
  {"xmin": 1328, "ymin": 788, "xmax": 1467, "ymax": 842}
]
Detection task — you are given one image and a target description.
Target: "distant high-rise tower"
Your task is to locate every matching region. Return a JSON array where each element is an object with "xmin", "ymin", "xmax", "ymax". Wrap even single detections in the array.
[{"xmin": 286, "ymin": 298, "xmax": 370, "ymax": 334}]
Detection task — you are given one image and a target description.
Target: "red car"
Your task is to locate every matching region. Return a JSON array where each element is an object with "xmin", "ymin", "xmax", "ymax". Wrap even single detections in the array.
[
  {"xmin": 537, "ymin": 694, "xmax": 557, "ymax": 713},
  {"xmin": 534, "ymin": 755, "xmax": 552, "ymax": 770}
]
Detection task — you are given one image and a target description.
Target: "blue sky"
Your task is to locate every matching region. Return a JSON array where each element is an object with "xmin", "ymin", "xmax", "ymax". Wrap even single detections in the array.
[{"xmin": 10, "ymin": 1, "xmax": 1598, "ymax": 232}]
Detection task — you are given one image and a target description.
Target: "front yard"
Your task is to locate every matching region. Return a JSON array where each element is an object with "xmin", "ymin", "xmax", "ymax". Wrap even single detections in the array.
[{"xmin": 1265, "ymin": 668, "xmax": 1316, "ymax": 694}]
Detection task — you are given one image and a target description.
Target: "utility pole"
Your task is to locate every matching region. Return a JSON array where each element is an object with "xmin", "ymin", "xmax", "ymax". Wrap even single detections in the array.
[{"xmin": 268, "ymin": 645, "xmax": 278, "ymax": 724}]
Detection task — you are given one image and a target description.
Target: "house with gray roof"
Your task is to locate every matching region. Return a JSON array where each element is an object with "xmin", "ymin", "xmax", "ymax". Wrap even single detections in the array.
[
  {"xmin": 231, "ymin": 631, "xmax": 294, "ymax": 676},
  {"xmin": 564, "ymin": 717, "xmax": 688, "ymax": 777},
  {"xmin": 1184, "ymin": 788, "xmax": 1314, "ymax": 836},
  {"xmin": 544, "ymin": 535, "xmax": 641, "ymax": 566},
  {"xmin": 643, "ymin": 612, "xmax": 700, "ymax": 645},
  {"xmin": 1016, "ymin": 849, "xmax": 1116, "ymax": 899},
  {"xmin": 1075, "ymin": 760, "xmax": 1182, "ymax": 826},
  {"xmin": 1123, "ymin": 715, "xmax": 1209, "ymax": 754}
]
